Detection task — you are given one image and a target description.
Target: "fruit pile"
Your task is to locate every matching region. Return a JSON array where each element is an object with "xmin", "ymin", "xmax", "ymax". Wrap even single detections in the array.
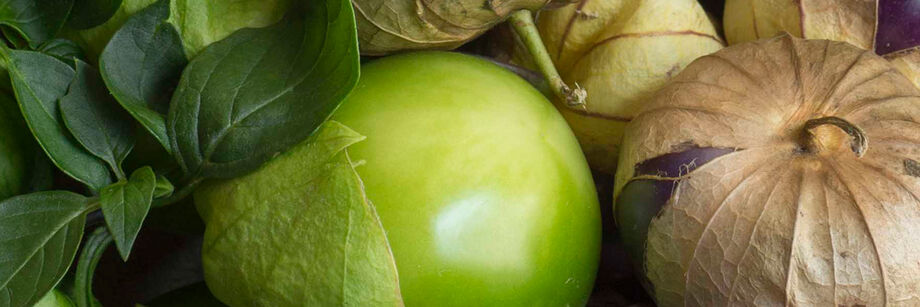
[{"xmin": 0, "ymin": 0, "xmax": 917, "ymax": 306}]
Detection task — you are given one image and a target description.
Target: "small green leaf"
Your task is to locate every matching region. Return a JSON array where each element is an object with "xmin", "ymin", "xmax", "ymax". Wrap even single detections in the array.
[
  {"xmin": 168, "ymin": 0, "xmax": 359, "ymax": 179},
  {"xmin": 37, "ymin": 39, "xmax": 86, "ymax": 65},
  {"xmin": 0, "ymin": 0, "xmax": 75, "ymax": 47},
  {"xmin": 100, "ymin": 166, "xmax": 156, "ymax": 260},
  {"xmin": 197, "ymin": 121, "xmax": 402, "ymax": 306},
  {"xmin": 99, "ymin": 0, "xmax": 185, "ymax": 151},
  {"xmin": 3, "ymin": 49, "xmax": 112, "ymax": 191},
  {"xmin": 0, "ymin": 191, "xmax": 88, "ymax": 307},
  {"xmin": 60, "ymin": 60, "xmax": 135, "ymax": 178},
  {"xmin": 73, "ymin": 227, "xmax": 112, "ymax": 307},
  {"xmin": 66, "ymin": 0, "xmax": 122, "ymax": 30},
  {"xmin": 153, "ymin": 174, "xmax": 174, "ymax": 198}
]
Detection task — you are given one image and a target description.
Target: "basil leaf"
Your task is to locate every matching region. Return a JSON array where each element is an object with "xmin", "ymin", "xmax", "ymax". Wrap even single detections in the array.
[
  {"xmin": 0, "ymin": 191, "xmax": 87, "ymax": 307},
  {"xmin": 168, "ymin": 0, "xmax": 359, "ymax": 179},
  {"xmin": 0, "ymin": 0, "xmax": 74, "ymax": 47},
  {"xmin": 168, "ymin": 0, "xmax": 289, "ymax": 57},
  {"xmin": 3, "ymin": 49, "xmax": 112, "ymax": 191},
  {"xmin": 73, "ymin": 227, "xmax": 112, "ymax": 307},
  {"xmin": 61, "ymin": 61, "xmax": 134, "ymax": 178},
  {"xmin": 66, "ymin": 0, "xmax": 122, "ymax": 30},
  {"xmin": 37, "ymin": 39, "xmax": 86, "ymax": 65},
  {"xmin": 99, "ymin": 0, "xmax": 185, "ymax": 151},
  {"xmin": 153, "ymin": 174, "xmax": 174, "ymax": 198},
  {"xmin": 196, "ymin": 121, "xmax": 402, "ymax": 306},
  {"xmin": 100, "ymin": 166, "xmax": 156, "ymax": 260}
]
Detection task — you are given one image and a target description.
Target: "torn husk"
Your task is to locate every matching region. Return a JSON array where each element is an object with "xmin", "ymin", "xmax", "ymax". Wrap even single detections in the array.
[{"xmin": 614, "ymin": 34, "xmax": 920, "ymax": 306}]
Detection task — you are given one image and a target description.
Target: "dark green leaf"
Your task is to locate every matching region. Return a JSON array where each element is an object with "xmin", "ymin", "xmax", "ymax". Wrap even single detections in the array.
[
  {"xmin": 73, "ymin": 227, "xmax": 111, "ymax": 307},
  {"xmin": 25, "ymin": 148, "xmax": 54, "ymax": 193},
  {"xmin": 66, "ymin": 0, "xmax": 122, "ymax": 30},
  {"xmin": 3, "ymin": 49, "xmax": 112, "ymax": 191},
  {"xmin": 100, "ymin": 166, "xmax": 156, "ymax": 260},
  {"xmin": 168, "ymin": 0, "xmax": 359, "ymax": 178},
  {"xmin": 99, "ymin": 0, "xmax": 185, "ymax": 151},
  {"xmin": 153, "ymin": 174, "xmax": 173, "ymax": 198},
  {"xmin": 60, "ymin": 60, "xmax": 134, "ymax": 178},
  {"xmin": 0, "ymin": 0, "xmax": 74, "ymax": 47},
  {"xmin": 38, "ymin": 39, "xmax": 86, "ymax": 65},
  {"xmin": 0, "ymin": 191, "xmax": 88, "ymax": 307},
  {"xmin": 0, "ymin": 84, "xmax": 32, "ymax": 200}
]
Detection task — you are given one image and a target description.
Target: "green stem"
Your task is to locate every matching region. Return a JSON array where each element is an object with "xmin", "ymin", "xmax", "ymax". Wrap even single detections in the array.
[
  {"xmin": 85, "ymin": 197, "xmax": 101, "ymax": 212},
  {"xmin": 508, "ymin": 10, "xmax": 586, "ymax": 108},
  {"xmin": 152, "ymin": 177, "xmax": 203, "ymax": 208}
]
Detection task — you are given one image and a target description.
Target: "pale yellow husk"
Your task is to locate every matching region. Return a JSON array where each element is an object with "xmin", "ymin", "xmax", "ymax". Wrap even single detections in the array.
[
  {"xmin": 723, "ymin": 0, "xmax": 876, "ymax": 49},
  {"xmin": 531, "ymin": 0, "xmax": 722, "ymax": 173},
  {"xmin": 615, "ymin": 35, "xmax": 920, "ymax": 306},
  {"xmin": 886, "ymin": 49, "xmax": 920, "ymax": 89},
  {"xmin": 353, "ymin": 0, "xmax": 548, "ymax": 54}
]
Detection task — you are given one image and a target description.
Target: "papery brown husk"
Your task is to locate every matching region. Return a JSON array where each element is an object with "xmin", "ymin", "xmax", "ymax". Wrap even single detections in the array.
[
  {"xmin": 353, "ymin": 0, "xmax": 548, "ymax": 55},
  {"xmin": 614, "ymin": 34, "xmax": 920, "ymax": 306}
]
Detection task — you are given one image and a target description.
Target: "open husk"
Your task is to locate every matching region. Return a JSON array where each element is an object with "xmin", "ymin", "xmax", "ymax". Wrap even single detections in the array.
[
  {"xmin": 530, "ymin": 0, "xmax": 723, "ymax": 173},
  {"xmin": 615, "ymin": 34, "xmax": 920, "ymax": 306}
]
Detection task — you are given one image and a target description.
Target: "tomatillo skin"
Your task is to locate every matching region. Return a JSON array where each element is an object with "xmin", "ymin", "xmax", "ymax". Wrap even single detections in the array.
[{"xmin": 329, "ymin": 52, "xmax": 601, "ymax": 306}]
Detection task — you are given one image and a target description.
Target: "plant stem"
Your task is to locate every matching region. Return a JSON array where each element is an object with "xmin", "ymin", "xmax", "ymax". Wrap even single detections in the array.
[
  {"xmin": 508, "ymin": 10, "xmax": 586, "ymax": 108},
  {"xmin": 803, "ymin": 116, "xmax": 868, "ymax": 157},
  {"xmin": 152, "ymin": 177, "xmax": 203, "ymax": 208}
]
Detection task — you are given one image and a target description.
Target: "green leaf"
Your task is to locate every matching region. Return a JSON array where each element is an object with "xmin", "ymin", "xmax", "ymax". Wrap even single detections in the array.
[
  {"xmin": 61, "ymin": 60, "xmax": 134, "ymax": 178},
  {"xmin": 153, "ymin": 174, "xmax": 173, "ymax": 198},
  {"xmin": 0, "ymin": 191, "xmax": 88, "ymax": 307},
  {"xmin": 0, "ymin": 0, "xmax": 74, "ymax": 47},
  {"xmin": 99, "ymin": 0, "xmax": 185, "ymax": 151},
  {"xmin": 0, "ymin": 83, "xmax": 32, "ymax": 200},
  {"xmin": 73, "ymin": 227, "xmax": 111, "ymax": 307},
  {"xmin": 167, "ymin": 0, "xmax": 290, "ymax": 58},
  {"xmin": 37, "ymin": 39, "xmax": 86, "ymax": 65},
  {"xmin": 3, "ymin": 49, "xmax": 112, "ymax": 191},
  {"xmin": 100, "ymin": 166, "xmax": 156, "ymax": 260},
  {"xmin": 168, "ymin": 0, "xmax": 359, "ymax": 179},
  {"xmin": 66, "ymin": 0, "xmax": 122, "ymax": 30},
  {"xmin": 66, "ymin": 0, "xmax": 157, "ymax": 59},
  {"xmin": 196, "ymin": 121, "xmax": 402, "ymax": 306}
]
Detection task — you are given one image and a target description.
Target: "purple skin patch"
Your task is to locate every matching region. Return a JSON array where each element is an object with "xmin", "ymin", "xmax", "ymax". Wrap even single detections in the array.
[
  {"xmin": 615, "ymin": 146, "xmax": 737, "ymax": 283},
  {"xmin": 633, "ymin": 146, "xmax": 737, "ymax": 177},
  {"xmin": 875, "ymin": 0, "xmax": 920, "ymax": 55}
]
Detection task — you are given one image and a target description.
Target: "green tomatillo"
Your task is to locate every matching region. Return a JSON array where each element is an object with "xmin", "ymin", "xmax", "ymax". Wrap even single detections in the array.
[{"xmin": 195, "ymin": 52, "xmax": 601, "ymax": 306}]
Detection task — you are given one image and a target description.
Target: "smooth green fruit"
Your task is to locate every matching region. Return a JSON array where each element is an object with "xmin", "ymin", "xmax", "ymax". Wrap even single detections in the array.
[
  {"xmin": 198, "ymin": 52, "xmax": 601, "ymax": 306},
  {"xmin": 0, "ymin": 91, "xmax": 32, "ymax": 200}
]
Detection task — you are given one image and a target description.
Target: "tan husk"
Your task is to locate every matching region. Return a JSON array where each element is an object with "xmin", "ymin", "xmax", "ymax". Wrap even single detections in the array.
[
  {"xmin": 723, "ymin": 0, "xmax": 876, "ymax": 49},
  {"xmin": 528, "ymin": 0, "xmax": 723, "ymax": 173},
  {"xmin": 614, "ymin": 35, "xmax": 920, "ymax": 306},
  {"xmin": 885, "ymin": 48, "xmax": 920, "ymax": 89},
  {"xmin": 353, "ymin": 0, "xmax": 548, "ymax": 55}
]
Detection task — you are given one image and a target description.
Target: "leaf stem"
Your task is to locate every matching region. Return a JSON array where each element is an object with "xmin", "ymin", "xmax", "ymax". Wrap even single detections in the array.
[
  {"xmin": 508, "ymin": 10, "xmax": 586, "ymax": 108},
  {"xmin": 152, "ymin": 177, "xmax": 203, "ymax": 208}
]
